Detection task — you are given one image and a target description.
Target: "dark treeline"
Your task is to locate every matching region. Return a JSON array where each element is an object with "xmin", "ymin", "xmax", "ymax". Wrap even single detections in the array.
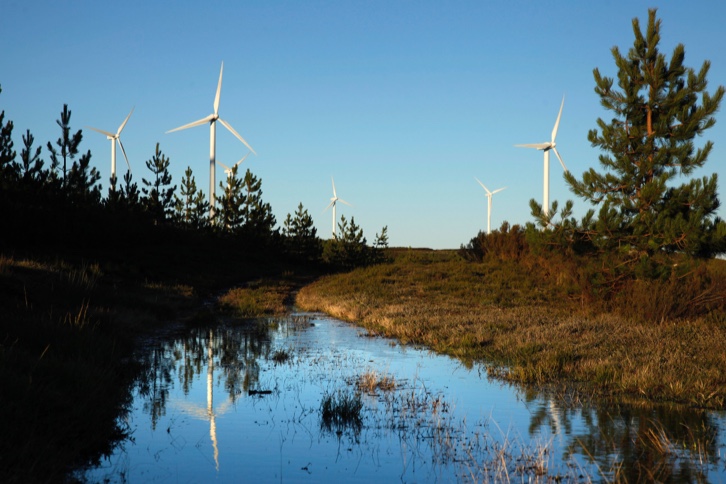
[{"xmin": 0, "ymin": 94, "xmax": 387, "ymax": 280}]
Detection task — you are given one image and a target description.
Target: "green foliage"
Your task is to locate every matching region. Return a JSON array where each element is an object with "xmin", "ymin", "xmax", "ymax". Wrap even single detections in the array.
[
  {"xmin": 563, "ymin": 9, "xmax": 726, "ymax": 258},
  {"xmin": 174, "ymin": 166, "xmax": 209, "ymax": 229},
  {"xmin": 323, "ymin": 215, "xmax": 374, "ymax": 269},
  {"xmin": 240, "ymin": 168, "xmax": 277, "ymax": 238},
  {"xmin": 283, "ymin": 202, "xmax": 322, "ymax": 262},
  {"xmin": 142, "ymin": 143, "xmax": 176, "ymax": 224},
  {"xmin": 216, "ymin": 164, "xmax": 246, "ymax": 231},
  {"xmin": 374, "ymin": 225, "xmax": 389, "ymax": 249},
  {"xmin": 459, "ymin": 222, "xmax": 529, "ymax": 262}
]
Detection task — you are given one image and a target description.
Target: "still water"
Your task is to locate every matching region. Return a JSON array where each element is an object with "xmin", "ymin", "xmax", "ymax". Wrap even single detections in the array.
[{"xmin": 83, "ymin": 313, "xmax": 726, "ymax": 483}]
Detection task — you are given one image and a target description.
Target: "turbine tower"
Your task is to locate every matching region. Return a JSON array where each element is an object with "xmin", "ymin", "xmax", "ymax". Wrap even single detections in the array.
[
  {"xmin": 475, "ymin": 178, "xmax": 506, "ymax": 234},
  {"xmin": 167, "ymin": 62, "xmax": 256, "ymax": 219},
  {"xmin": 515, "ymin": 96, "xmax": 568, "ymax": 216},
  {"xmin": 324, "ymin": 177, "xmax": 351, "ymax": 238},
  {"xmin": 87, "ymin": 107, "xmax": 134, "ymax": 190}
]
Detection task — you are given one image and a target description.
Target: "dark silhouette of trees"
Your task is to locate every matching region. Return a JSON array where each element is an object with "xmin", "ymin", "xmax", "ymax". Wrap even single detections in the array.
[
  {"xmin": 142, "ymin": 143, "xmax": 176, "ymax": 224},
  {"xmin": 239, "ymin": 168, "xmax": 276, "ymax": 238},
  {"xmin": 175, "ymin": 166, "xmax": 209, "ymax": 230}
]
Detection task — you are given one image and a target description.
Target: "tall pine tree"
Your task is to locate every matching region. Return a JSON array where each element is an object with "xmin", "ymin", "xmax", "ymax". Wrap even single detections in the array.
[
  {"xmin": 142, "ymin": 143, "xmax": 176, "ymax": 224},
  {"xmin": 564, "ymin": 9, "xmax": 726, "ymax": 258},
  {"xmin": 174, "ymin": 166, "xmax": 209, "ymax": 229}
]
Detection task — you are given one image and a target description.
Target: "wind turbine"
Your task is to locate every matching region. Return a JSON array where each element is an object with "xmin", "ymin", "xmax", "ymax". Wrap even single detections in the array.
[
  {"xmin": 324, "ymin": 177, "xmax": 351, "ymax": 238},
  {"xmin": 217, "ymin": 152, "xmax": 250, "ymax": 190},
  {"xmin": 166, "ymin": 62, "xmax": 256, "ymax": 219},
  {"xmin": 87, "ymin": 107, "xmax": 134, "ymax": 190},
  {"xmin": 515, "ymin": 96, "xmax": 568, "ymax": 216},
  {"xmin": 475, "ymin": 178, "xmax": 506, "ymax": 234}
]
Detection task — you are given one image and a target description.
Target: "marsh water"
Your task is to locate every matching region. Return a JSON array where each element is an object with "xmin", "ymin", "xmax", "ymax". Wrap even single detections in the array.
[{"xmin": 83, "ymin": 312, "xmax": 726, "ymax": 483}]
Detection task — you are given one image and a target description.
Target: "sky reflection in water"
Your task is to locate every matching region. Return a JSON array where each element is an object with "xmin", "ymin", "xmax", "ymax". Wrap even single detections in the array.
[{"xmin": 85, "ymin": 313, "xmax": 726, "ymax": 483}]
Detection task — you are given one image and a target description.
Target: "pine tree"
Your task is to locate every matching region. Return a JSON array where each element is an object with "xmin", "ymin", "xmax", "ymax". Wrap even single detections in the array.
[
  {"xmin": 142, "ymin": 143, "xmax": 176, "ymax": 224},
  {"xmin": 374, "ymin": 226, "xmax": 389, "ymax": 249},
  {"xmin": 563, "ymin": 9, "xmax": 726, "ymax": 258},
  {"xmin": 0, "ymin": 86, "xmax": 17, "ymax": 189},
  {"xmin": 122, "ymin": 171, "xmax": 142, "ymax": 209},
  {"xmin": 240, "ymin": 168, "xmax": 276, "ymax": 238},
  {"xmin": 283, "ymin": 202, "xmax": 321, "ymax": 261},
  {"xmin": 46, "ymin": 104, "xmax": 83, "ymax": 190},
  {"xmin": 216, "ymin": 165, "xmax": 246, "ymax": 232},
  {"xmin": 19, "ymin": 129, "xmax": 44, "ymax": 186},
  {"xmin": 174, "ymin": 166, "xmax": 209, "ymax": 229}
]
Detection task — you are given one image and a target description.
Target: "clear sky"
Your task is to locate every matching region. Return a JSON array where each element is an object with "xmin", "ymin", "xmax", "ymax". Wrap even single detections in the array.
[{"xmin": 2, "ymin": 1, "xmax": 725, "ymax": 248}]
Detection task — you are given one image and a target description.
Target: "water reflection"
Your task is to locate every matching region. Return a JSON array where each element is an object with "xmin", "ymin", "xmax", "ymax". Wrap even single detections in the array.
[
  {"xmin": 86, "ymin": 314, "xmax": 726, "ymax": 483},
  {"xmin": 524, "ymin": 390, "xmax": 724, "ymax": 482}
]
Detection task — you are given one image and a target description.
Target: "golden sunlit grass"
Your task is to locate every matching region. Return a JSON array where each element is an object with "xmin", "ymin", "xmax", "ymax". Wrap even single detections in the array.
[
  {"xmin": 217, "ymin": 279, "xmax": 295, "ymax": 317},
  {"xmin": 357, "ymin": 369, "xmax": 397, "ymax": 394},
  {"xmin": 296, "ymin": 249, "xmax": 726, "ymax": 409}
]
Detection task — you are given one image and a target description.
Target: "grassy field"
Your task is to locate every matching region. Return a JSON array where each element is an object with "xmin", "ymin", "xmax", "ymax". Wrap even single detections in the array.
[{"xmin": 296, "ymin": 249, "xmax": 726, "ymax": 409}]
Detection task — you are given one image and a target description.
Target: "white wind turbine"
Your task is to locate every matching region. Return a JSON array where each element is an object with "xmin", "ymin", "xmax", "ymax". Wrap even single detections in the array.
[
  {"xmin": 166, "ymin": 62, "xmax": 256, "ymax": 219},
  {"xmin": 515, "ymin": 96, "xmax": 568, "ymax": 216},
  {"xmin": 324, "ymin": 177, "xmax": 351, "ymax": 238},
  {"xmin": 475, "ymin": 178, "xmax": 506, "ymax": 234},
  {"xmin": 217, "ymin": 152, "xmax": 250, "ymax": 190},
  {"xmin": 87, "ymin": 107, "xmax": 134, "ymax": 190}
]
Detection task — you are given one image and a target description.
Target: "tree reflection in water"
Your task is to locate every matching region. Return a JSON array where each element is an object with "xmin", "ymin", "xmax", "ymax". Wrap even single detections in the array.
[{"xmin": 524, "ymin": 388, "xmax": 721, "ymax": 482}]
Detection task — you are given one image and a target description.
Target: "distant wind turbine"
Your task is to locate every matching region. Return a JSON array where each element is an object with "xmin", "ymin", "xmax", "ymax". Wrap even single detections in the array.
[
  {"xmin": 515, "ymin": 96, "xmax": 568, "ymax": 216},
  {"xmin": 217, "ymin": 152, "xmax": 250, "ymax": 189},
  {"xmin": 324, "ymin": 177, "xmax": 351, "ymax": 238},
  {"xmin": 166, "ymin": 62, "xmax": 256, "ymax": 219},
  {"xmin": 87, "ymin": 107, "xmax": 134, "ymax": 190},
  {"xmin": 475, "ymin": 178, "xmax": 506, "ymax": 234}
]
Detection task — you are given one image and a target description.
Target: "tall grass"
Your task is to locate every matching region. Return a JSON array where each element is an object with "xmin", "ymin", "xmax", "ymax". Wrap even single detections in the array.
[{"xmin": 296, "ymin": 249, "xmax": 726, "ymax": 409}]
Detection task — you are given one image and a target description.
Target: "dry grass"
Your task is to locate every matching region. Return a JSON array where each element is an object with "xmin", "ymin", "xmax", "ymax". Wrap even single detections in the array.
[
  {"xmin": 296, "ymin": 250, "xmax": 726, "ymax": 409},
  {"xmin": 217, "ymin": 279, "xmax": 294, "ymax": 317},
  {"xmin": 357, "ymin": 369, "xmax": 397, "ymax": 394}
]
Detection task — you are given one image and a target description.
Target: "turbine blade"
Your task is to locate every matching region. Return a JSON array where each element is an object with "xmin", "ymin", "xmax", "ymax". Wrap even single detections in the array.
[
  {"xmin": 117, "ymin": 107, "xmax": 135, "ymax": 135},
  {"xmin": 515, "ymin": 143, "xmax": 550, "ymax": 150},
  {"xmin": 324, "ymin": 200, "xmax": 335, "ymax": 212},
  {"xmin": 475, "ymin": 177, "xmax": 491, "ymax": 195},
  {"xmin": 552, "ymin": 147, "xmax": 568, "ymax": 172},
  {"xmin": 338, "ymin": 198, "xmax": 352, "ymax": 207},
  {"xmin": 87, "ymin": 126, "xmax": 116, "ymax": 138},
  {"xmin": 218, "ymin": 118, "xmax": 256, "ymax": 155},
  {"xmin": 214, "ymin": 62, "xmax": 224, "ymax": 115},
  {"xmin": 166, "ymin": 114, "xmax": 214, "ymax": 133},
  {"xmin": 217, "ymin": 160, "xmax": 231, "ymax": 171},
  {"xmin": 234, "ymin": 152, "xmax": 250, "ymax": 167},
  {"xmin": 491, "ymin": 187, "xmax": 507, "ymax": 195},
  {"xmin": 551, "ymin": 95, "xmax": 565, "ymax": 142},
  {"xmin": 117, "ymin": 139, "xmax": 131, "ymax": 171},
  {"xmin": 331, "ymin": 177, "xmax": 337, "ymax": 198}
]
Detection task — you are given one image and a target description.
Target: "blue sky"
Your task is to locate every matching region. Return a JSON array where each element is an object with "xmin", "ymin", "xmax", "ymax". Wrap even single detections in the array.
[{"xmin": 2, "ymin": 1, "xmax": 725, "ymax": 248}]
